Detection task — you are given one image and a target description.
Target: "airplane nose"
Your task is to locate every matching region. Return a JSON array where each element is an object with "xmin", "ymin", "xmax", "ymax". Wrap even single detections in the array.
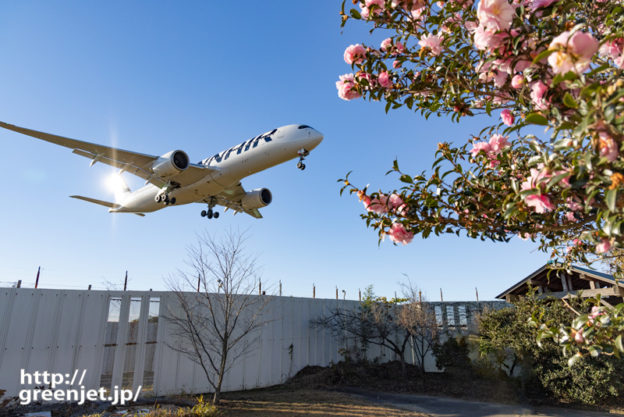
[{"xmin": 309, "ymin": 129, "xmax": 323, "ymax": 148}]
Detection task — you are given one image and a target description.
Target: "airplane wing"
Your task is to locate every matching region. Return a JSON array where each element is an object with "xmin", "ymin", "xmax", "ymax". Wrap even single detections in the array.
[
  {"xmin": 0, "ymin": 121, "xmax": 216, "ymax": 188},
  {"xmin": 211, "ymin": 183, "xmax": 263, "ymax": 219}
]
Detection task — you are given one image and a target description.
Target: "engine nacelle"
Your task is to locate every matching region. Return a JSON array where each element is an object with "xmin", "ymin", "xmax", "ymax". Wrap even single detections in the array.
[
  {"xmin": 241, "ymin": 188, "xmax": 272, "ymax": 210},
  {"xmin": 151, "ymin": 150, "xmax": 189, "ymax": 178}
]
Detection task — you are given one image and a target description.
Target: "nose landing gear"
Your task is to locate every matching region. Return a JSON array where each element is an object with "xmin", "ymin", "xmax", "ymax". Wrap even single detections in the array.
[
  {"xmin": 200, "ymin": 197, "xmax": 219, "ymax": 219},
  {"xmin": 297, "ymin": 148, "xmax": 309, "ymax": 171}
]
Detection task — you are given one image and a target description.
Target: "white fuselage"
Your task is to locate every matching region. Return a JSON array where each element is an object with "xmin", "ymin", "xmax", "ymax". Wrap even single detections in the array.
[{"xmin": 115, "ymin": 124, "xmax": 323, "ymax": 213}]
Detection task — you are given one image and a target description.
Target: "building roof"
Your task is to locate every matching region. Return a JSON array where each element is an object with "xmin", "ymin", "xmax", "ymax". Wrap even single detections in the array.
[{"xmin": 495, "ymin": 263, "xmax": 623, "ymax": 300}]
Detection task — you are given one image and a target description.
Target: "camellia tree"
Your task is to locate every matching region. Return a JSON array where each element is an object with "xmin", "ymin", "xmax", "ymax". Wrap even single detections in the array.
[{"xmin": 336, "ymin": 0, "xmax": 624, "ymax": 358}]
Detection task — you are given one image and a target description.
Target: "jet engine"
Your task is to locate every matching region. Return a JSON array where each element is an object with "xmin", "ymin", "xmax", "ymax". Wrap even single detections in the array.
[
  {"xmin": 241, "ymin": 188, "xmax": 272, "ymax": 210},
  {"xmin": 151, "ymin": 150, "xmax": 189, "ymax": 178}
]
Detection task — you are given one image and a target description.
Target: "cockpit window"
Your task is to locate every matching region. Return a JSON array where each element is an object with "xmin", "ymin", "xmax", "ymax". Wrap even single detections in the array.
[{"xmin": 297, "ymin": 125, "xmax": 311, "ymax": 129}]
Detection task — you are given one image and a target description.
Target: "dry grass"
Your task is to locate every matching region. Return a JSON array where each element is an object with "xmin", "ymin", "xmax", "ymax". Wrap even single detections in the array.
[{"xmin": 219, "ymin": 388, "xmax": 425, "ymax": 417}]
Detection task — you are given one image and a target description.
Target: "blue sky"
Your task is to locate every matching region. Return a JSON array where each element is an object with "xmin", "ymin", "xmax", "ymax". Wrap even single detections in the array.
[{"xmin": 0, "ymin": 1, "xmax": 548, "ymax": 300}]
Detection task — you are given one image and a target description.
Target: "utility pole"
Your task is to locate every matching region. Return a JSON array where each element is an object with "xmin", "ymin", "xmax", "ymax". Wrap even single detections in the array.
[
  {"xmin": 313, "ymin": 284, "xmax": 316, "ymax": 299},
  {"xmin": 440, "ymin": 288, "xmax": 443, "ymax": 302},
  {"xmin": 197, "ymin": 275, "xmax": 201, "ymax": 293},
  {"xmin": 259, "ymin": 279, "xmax": 262, "ymax": 295},
  {"xmin": 16, "ymin": 280, "xmax": 22, "ymax": 288},
  {"xmin": 123, "ymin": 271, "xmax": 128, "ymax": 291},
  {"xmin": 279, "ymin": 280, "xmax": 282, "ymax": 296},
  {"xmin": 358, "ymin": 288, "xmax": 361, "ymax": 301},
  {"xmin": 475, "ymin": 287, "xmax": 479, "ymax": 302},
  {"xmin": 35, "ymin": 266, "xmax": 41, "ymax": 289},
  {"xmin": 335, "ymin": 286, "xmax": 338, "ymax": 300}
]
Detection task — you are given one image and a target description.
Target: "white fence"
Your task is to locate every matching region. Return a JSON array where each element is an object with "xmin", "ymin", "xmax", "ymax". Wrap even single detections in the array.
[{"xmin": 0, "ymin": 288, "xmax": 504, "ymax": 399}]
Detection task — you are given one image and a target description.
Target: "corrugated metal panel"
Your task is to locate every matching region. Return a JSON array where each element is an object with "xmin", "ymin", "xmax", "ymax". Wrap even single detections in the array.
[{"xmin": 0, "ymin": 288, "xmax": 502, "ymax": 399}]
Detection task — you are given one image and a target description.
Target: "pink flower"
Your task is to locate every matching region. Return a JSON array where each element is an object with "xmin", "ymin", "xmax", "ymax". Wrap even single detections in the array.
[
  {"xmin": 529, "ymin": 0, "xmax": 558, "ymax": 11},
  {"xmin": 379, "ymin": 38, "xmax": 392, "ymax": 52},
  {"xmin": 598, "ymin": 131, "xmax": 619, "ymax": 162},
  {"xmin": 488, "ymin": 134, "xmax": 509, "ymax": 154},
  {"xmin": 574, "ymin": 328, "xmax": 584, "ymax": 344},
  {"xmin": 596, "ymin": 238, "xmax": 611, "ymax": 254},
  {"xmin": 589, "ymin": 306, "xmax": 605, "ymax": 324},
  {"xmin": 530, "ymin": 81, "xmax": 549, "ymax": 110},
  {"xmin": 525, "ymin": 194, "xmax": 555, "ymax": 213},
  {"xmin": 501, "ymin": 109, "xmax": 514, "ymax": 126},
  {"xmin": 396, "ymin": 204, "xmax": 408, "ymax": 216},
  {"xmin": 477, "ymin": 0, "xmax": 515, "ymax": 31},
  {"xmin": 388, "ymin": 222, "xmax": 414, "ymax": 245},
  {"xmin": 388, "ymin": 193, "xmax": 404, "ymax": 210},
  {"xmin": 366, "ymin": 194, "xmax": 389, "ymax": 214},
  {"xmin": 418, "ymin": 34, "xmax": 443, "ymax": 56},
  {"xmin": 565, "ymin": 211, "xmax": 576, "ymax": 222},
  {"xmin": 548, "ymin": 31, "xmax": 599, "ymax": 74},
  {"xmin": 511, "ymin": 74, "xmax": 525, "ymax": 89},
  {"xmin": 336, "ymin": 74, "xmax": 361, "ymax": 100},
  {"xmin": 378, "ymin": 71, "xmax": 393, "ymax": 89},
  {"xmin": 599, "ymin": 38, "xmax": 624, "ymax": 68},
  {"xmin": 356, "ymin": 71, "xmax": 377, "ymax": 88},
  {"xmin": 473, "ymin": 25, "xmax": 507, "ymax": 51},
  {"xmin": 380, "ymin": 37, "xmax": 393, "ymax": 52},
  {"xmin": 566, "ymin": 197, "xmax": 582, "ymax": 212},
  {"xmin": 344, "ymin": 44, "xmax": 367, "ymax": 65},
  {"xmin": 470, "ymin": 141, "xmax": 492, "ymax": 157}
]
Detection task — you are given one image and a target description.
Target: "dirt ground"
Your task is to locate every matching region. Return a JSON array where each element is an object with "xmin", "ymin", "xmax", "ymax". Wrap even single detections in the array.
[{"xmin": 219, "ymin": 388, "xmax": 426, "ymax": 417}]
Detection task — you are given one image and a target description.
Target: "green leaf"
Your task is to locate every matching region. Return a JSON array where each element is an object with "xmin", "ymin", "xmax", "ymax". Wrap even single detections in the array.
[
  {"xmin": 616, "ymin": 335, "xmax": 624, "ymax": 353},
  {"xmin": 562, "ymin": 92, "xmax": 578, "ymax": 109},
  {"xmin": 606, "ymin": 189, "xmax": 617, "ymax": 212},
  {"xmin": 547, "ymin": 172, "xmax": 570, "ymax": 189},
  {"xmin": 532, "ymin": 48, "xmax": 555, "ymax": 65},
  {"xmin": 399, "ymin": 174, "xmax": 413, "ymax": 184},
  {"xmin": 525, "ymin": 113, "xmax": 549, "ymax": 125},
  {"xmin": 349, "ymin": 8, "xmax": 361, "ymax": 19}
]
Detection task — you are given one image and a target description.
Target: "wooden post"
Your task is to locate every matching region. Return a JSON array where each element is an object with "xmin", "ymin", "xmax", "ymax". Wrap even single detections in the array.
[
  {"xmin": 35, "ymin": 266, "xmax": 40, "ymax": 289},
  {"xmin": 475, "ymin": 287, "xmax": 479, "ymax": 302},
  {"xmin": 313, "ymin": 284, "xmax": 316, "ymax": 299},
  {"xmin": 440, "ymin": 288, "xmax": 443, "ymax": 302},
  {"xmin": 259, "ymin": 280, "xmax": 262, "ymax": 295},
  {"xmin": 419, "ymin": 290, "xmax": 422, "ymax": 303},
  {"xmin": 335, "ymin": 287, "xmax": 338, "ymax": 300},
  {"xmin": 16, "ymin": 280, "xmax": 22, "ymax": 288},
  {"xmin": 197, "ymin": 275, "xmax": 201, "ymax": 292},
  {"xmin": 358, "ymin": 289, "xmax": 361, "ymax": 301},
  {"xmin": 279, "ymin": 280, "xmax": 282, "ymax": 296}
]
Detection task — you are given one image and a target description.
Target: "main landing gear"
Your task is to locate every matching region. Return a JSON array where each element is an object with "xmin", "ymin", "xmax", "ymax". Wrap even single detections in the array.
[
  {"xmin": 297, "ymin": 148, "xmax": 309, "ymax": 171},
  {"xmin": 200, "ymin": 197, "xmax": 219, "ymax": 219},
  {"xmin": 155, "ymin": 193, "xmax": 176, "ymax": 205}
]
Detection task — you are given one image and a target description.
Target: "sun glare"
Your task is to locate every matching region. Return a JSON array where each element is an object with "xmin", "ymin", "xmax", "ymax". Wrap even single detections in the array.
[{"xmin": 104, "ymin": 172, "xmax": 127, "ymax": 194}]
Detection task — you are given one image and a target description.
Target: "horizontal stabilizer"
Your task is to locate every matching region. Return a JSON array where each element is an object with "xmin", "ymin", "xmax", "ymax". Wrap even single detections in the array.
[{"xmin": 70, "ymin": 195, "xmax": 121, "ymax": 209}]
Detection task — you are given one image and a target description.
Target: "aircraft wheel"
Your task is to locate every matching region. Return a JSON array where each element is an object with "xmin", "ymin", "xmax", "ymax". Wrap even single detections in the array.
[
  {"xmin": 300, "ymin": 163, "xmax": 306, "ymax": 170},
  {"xmin": 296, "ymin": 161, "xmax": 302, "ymax": 169},
  {"xmin": 201, "ymin": 210, "xmax": 207, "ymax": 217},
  {"xmin": 207, "ymin": 210, "xmax": 213, "ymax": 219},
  {"xmin": 170, "ymin": 197, "xmax": 176, "ymax": 204},
  {"xmin": 214, "ymin": 212, "xmax": 219, "ymax": 219},
  {"xmin": 155, "ymin": 194, "xmax": 162, "ymax": 203}
]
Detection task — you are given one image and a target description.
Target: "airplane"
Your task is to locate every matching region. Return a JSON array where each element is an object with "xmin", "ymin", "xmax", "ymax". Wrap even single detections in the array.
[{"xmin": 0, "ymin": 121, "xmax": 323, "ymax": 218}]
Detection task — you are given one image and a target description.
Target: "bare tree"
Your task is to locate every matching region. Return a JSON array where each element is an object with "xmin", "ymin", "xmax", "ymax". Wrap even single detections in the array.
[
  {"xmin": 315, "ymin": 284, "xmax": 438, "ymax": 375},
  {"xmin": 398, "ymin": 285, "xmax": 439, "ymax": 375},
  {"xmin": 166, "ymin": 231, "xmax": 267, "ymax": 404}
]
